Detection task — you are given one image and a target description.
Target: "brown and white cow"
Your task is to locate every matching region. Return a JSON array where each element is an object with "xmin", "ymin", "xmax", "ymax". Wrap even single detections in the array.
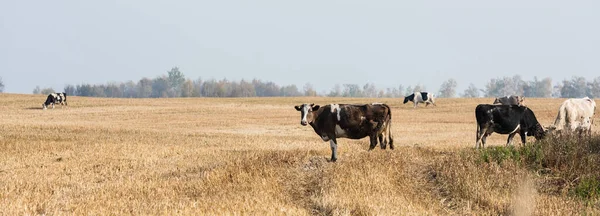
[{"xmin": 294, "ymin": 103, "xmax": 393, "ymax": 162}]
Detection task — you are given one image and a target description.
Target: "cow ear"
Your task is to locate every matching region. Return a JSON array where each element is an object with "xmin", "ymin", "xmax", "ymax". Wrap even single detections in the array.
[
  {"xmin": 294, "ymin": 105, "xmax": 302, "ymax": 111},
  {"xmin": 312, "ymin": 105, "xmax": 320, "ymax": 111}
]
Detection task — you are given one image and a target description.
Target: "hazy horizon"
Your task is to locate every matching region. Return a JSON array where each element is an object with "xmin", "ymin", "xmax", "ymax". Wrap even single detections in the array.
[{"xmin": 1, "ymin": 0, "xmax": 599, "ymax": 94}]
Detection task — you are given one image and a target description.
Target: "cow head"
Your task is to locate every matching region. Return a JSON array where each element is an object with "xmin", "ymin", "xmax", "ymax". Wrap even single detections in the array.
[
  {"xmin": 533, "ymin": 124, "xmax": 546, "ymax": 140},
  {"xmin": 403, "ymin": 94, "xmax": 414, "ymax": 104},
  {"xmin": 295, "ymin": 103, "xmax": 320, "ymax": 126}
]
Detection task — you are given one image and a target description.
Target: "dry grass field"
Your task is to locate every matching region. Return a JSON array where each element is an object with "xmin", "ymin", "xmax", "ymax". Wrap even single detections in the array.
[{"xmin": 1, "ymin": 93, "xmax": 599, "ymax": 215}]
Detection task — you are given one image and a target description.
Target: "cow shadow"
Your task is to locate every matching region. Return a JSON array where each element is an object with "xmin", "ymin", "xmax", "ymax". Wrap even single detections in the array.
[{"xmin": 24, "ymin": 107, "xmax": 44, "ymax": 110}]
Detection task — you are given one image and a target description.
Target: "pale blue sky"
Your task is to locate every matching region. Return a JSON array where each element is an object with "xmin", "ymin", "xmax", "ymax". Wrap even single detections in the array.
[{"xmin": 1, "ymin": 0, "xmax": 599, "ymax": 94}]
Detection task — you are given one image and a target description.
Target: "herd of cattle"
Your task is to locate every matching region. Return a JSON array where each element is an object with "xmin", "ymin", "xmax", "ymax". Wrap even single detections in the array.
[{"xmin": 295, "ymin": 92, "xmax": 597, "ymax": 162}]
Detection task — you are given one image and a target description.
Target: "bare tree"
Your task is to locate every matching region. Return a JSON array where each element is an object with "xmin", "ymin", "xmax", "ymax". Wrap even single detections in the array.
[
  {"xmin": 40, "ymin": 87, "xmax": 55, "ymax": 95},
  {"xmin": 462, "ymin": 83, "xmax": 480, "ymax": 98},
  {"xmin": 303, "ymin": 83, "xmax": 317, "ymax": 96},
  {"xmin": 438, "ymin": 78, "xmax": 457, "ymax": 98},
  {"xmin": 33, "ymin": 86, "xmax": 41, "ymax": 94}
]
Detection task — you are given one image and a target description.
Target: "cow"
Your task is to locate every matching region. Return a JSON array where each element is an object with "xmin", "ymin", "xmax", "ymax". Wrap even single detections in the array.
[
  {"xmin": 42, "ymin": 93, "xmax": 59, "ymax": 110},
  {"xmin": 475, "ymin": 104, "xmax": 546, "ymax": 148},
  {"xmin": 403, "ymin": 92, "xmax": 436, "ymax": 108},
  {"xmin": 493, "ymin": 95, "xmax": 524, "ymax": 106},
  {"xmin": 294, "ymin": 103, "xmax": 393, "ymax": 162},
  {"xmin": 547, "ymin": 97, "xmax": 596, "ymax": 136}
]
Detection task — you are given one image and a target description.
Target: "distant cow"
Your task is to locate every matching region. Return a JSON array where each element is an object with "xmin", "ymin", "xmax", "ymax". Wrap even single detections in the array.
[
  {"xmin": 294, "ymin": 103, "xmax": 393, "ymax": 162},
  {"xmin": 403, "ymin": 92, "xmax": 436, "ymax": 108},
  {"xmin": 548, "ymin": 97, "xmax": 596, "ymax": 136},
  {"xmin": 493, "ymin": 95, "xmax": 524, "ymax": 106},
  {"xmin": 475, "ymin": 104, "xmax": 545, "ymax": 148},
  {"xmin": 42, "ymin": 92, "xmax": 68, "ymax": 110}
]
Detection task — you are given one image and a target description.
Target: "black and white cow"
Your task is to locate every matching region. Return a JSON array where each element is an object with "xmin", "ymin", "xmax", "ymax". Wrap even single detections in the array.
[
  {"xmin": 42, "ymin": 92, "xmax": 68, "ymax": 110},
  {"xmin": 475, "ymin": 104, "xmax": 546, "ymax": 148},
  {"xmin": 295, "ymin": 103, "xmax": 393, "ymax": 162},
  {"xmin": 403, "ymin": 92, "xmax": 436, "ymax": 108}
]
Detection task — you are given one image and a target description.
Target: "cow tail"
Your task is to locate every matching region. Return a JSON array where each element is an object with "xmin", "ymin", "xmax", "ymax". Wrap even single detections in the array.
[{"xmin": 384, "ymin": 104, "xmax": 393, "ymax": 145}]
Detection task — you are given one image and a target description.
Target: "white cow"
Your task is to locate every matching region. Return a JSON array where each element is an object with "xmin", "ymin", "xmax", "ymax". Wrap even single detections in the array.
[{"xmin": 549, "ymin": 97, "xmax": 596, "ymax": 136}]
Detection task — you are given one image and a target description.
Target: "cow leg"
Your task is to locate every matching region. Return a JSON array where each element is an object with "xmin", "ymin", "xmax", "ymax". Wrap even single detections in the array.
[
  {"xmin": 506, "ymin": 133, "xmax": 517, "ymax": 146},
  {"xmin": 519, "ymin": 131, "xmax": 527, "ymax": 145},
  {"xmin": 481, "ymin": 134, "xmax": 488, "ymax": 148},
  {"xmin": 378, "ymin": 134, "xmax": 387, "ymax": 149},
  {"xmin": 329, "ymin": 138, "xmax": 338, "ymax": 162},
  {"xmin": 413, "ymin": 102, "xmax": 417, "ymax": 108},
  {"xmin": 476, "ymin": 125, "xmax": 484, "ymax": 149},
  {"xmin": 368, "ymin": 134, "xmax": 378, "ymax": 150}
]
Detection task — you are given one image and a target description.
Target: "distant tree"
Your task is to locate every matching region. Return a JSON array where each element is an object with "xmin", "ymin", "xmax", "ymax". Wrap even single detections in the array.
[
  {"xmin": 438, "ymin": 78, "xmax": 457, "ymax": 98},
  {"xmin": 64, "ymin": 84, "xmax": 76, "ymax": 96},
  {"xmin": 40, "ymin": 87, "xmax": 55, "ymax": 95},
  {"xmin": 181, "ymin": 79, "xmax": 194, "ymax": 97},
  {"xmin": 122, "ymin": 81, "xmax": 137, "ymax": 98},
  {"xmin": 281, "ymin": 84, "xmax": 302, "ymax": 97},
  {"xmin": 362, "ymin": 83, "xmax": 377, "ymax": 98},
  {"xmin": 327, "ymin": 84, "xmax": 342, "ymax": 97},
  {"xmin": 462, "ymin": 83, "xmax": 480, "ymax": 98},
  {"xmin": 239, "ymin": 79, "xmax": 255, "ymax": 97},
  {"xmin": 152, "ymin": 76, "xmax": 170, "ymax": 98},
  {"xmin": 523, "ymin": 77, "xmax": 552, "ymax": 98},
  {"xmin": 76, "ymin": 84, "xmax": 92, "ymax": 96},
  {"xmin": 560, "ymin": 76, "xmax": 588, "ymax": 98},
  {"xmin": 484, "ymin": 75, "xmax": 524, "ymax": 97},
  {"xmin": 303, "ymin": 83, "xmax": 317, "ymax": 97},
  {"xmin": 33, "ymin": 86, "xmax": 41, "ymax": 94},
  {"xmin": 342, "ymin": 84, "xmax": 363, "ymax": 97},
  {"xmin": 167, "ymin": 67, "xmax": 185, "ymax": 96},
  {"xmin": 0, "ymin": 76, "xmax": 4, "ymax": 93},
  {"xmin": 192, "ymin": 78, "xmax": 203, "ymax": 97},
  {"xmin": 104, "ymin": 82, "xmax": 122, "ymax": 97},
  {"xmin": 137, "ymin": 78, "xmax": 153, "ymax": 98},
  {"xmin": 405, "ymin": 86, "xmax": 413, "ymax": 95},
  {"xmin": 397, "ymin": 84, "xmax": 404, "ymax": 97},
  {"xmin": 587, "ymin": 77, "xmax": 600, "ymax": 98}
]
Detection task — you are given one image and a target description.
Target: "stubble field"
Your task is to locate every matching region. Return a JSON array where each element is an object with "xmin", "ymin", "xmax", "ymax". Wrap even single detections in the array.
[{"xmin": 0, "ymin": 94, "xmax": 598, "ymax": 215}]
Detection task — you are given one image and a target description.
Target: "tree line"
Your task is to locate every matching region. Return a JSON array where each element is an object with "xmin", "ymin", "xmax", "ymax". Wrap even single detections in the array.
[{"xmin": 19, "ymin": 69, "xmax": 600, "ymax": 98}]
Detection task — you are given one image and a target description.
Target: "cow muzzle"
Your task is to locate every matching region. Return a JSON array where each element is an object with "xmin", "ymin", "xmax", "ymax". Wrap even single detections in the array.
[{"xmin": 301, "ymin": 121, "xmax": 308, "ymax": 126}]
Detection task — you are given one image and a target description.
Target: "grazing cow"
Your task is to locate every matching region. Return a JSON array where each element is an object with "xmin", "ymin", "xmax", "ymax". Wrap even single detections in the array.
[
  {"xmin": 548, "ymin": 97, "xmax": 596, "ymax": 136},
  {"xmin": 493, "ymin": 95, "xmax": 524, "ymax": 106},
  {"xmin": 42, "ymin": 93, "xmax": 59, "ymax": 110},
  {"xmin": 475, "ymin": 104, "xmax": 545, "ymax": 148},
  {"xmin": 294, "ymin": 103, "xmax": 393, "ymax": 162},
  {"xmin": 403, "ymin": 92, "xmax": 436, "ymax": 108}
]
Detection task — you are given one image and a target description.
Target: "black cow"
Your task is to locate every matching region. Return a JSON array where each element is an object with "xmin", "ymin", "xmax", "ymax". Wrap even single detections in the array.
[
  {"xmin": 294, "ymin": 103, "xmax": 393, "ymax": 162},
  {"xmin": 475, "ymin": 104, "xmax": 545, "ymax": 148}
]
